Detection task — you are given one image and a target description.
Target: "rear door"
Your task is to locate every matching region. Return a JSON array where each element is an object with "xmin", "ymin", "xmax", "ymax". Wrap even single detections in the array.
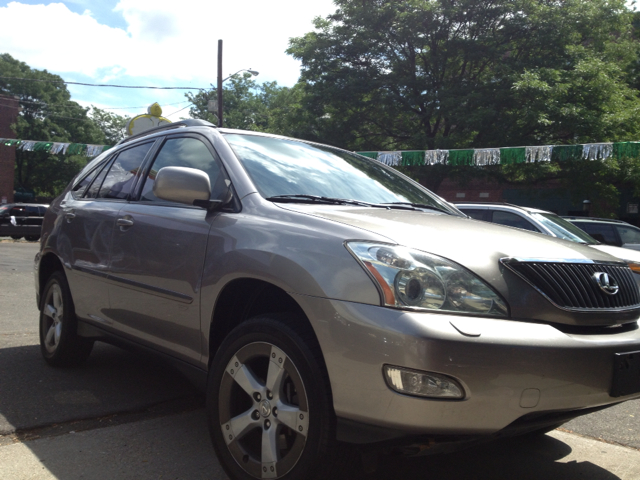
[
  {"xmin": 106, "ymin": 134, "xmax": 228, "ymax": 364},
  {"xmin": 573, "ymin": 222, "xmax": 621, "ymax": 246},
  {"xmin": 58, "ymin": 141, "xmax": 155, "ymax": 325}
]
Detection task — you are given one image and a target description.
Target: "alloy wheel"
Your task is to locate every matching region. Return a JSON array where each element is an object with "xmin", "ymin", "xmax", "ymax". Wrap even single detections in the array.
[{"xmin": 218, "ymin": 341, "xmax": 309, "ymax": 479}]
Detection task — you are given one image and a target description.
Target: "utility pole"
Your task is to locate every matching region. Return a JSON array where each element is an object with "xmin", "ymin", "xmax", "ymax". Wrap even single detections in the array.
[{"xmin": 217, "ymin": 39, "xmax": 223, "ymax": 128}]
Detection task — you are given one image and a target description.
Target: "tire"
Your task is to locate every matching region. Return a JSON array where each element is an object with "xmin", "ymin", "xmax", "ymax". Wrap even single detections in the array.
[
  {"xmin": 207, "ymin": 314, "xmax": 350, "ymax": 480},
  {"xmin": 25, "ymin": 235, "xmax": 40, "ymax": 241},
  {"xmin": 10, "ymin": 235, "xmax": 22, "ymax": 240},
  {"xmin": 39, "ymin": 271, "xmax": 94, "ymax": 367}
]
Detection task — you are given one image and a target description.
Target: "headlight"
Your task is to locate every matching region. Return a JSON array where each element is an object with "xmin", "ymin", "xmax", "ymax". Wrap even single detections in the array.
[{"xmin": 346, "ymin": 242, "xmax": 508, "ymax": 317}]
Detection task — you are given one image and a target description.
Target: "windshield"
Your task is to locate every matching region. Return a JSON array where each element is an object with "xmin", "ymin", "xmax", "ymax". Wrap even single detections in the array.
[
  {"xmin": 531, "ymin": 212, "xmax": 599, "ymax": 244},
  {"xmin": 224, "ymin": 134, "xmax": 461, "ymax": 215}
]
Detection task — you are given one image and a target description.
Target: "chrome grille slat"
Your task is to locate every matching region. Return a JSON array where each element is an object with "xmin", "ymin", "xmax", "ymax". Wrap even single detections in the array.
[
  {"xmin": 505, "ymin": 261, "xmax": 640, "ymax": 311},
  {"xmin": 567, "ymin": 264, "xmax": 596, "ymax": 308}
]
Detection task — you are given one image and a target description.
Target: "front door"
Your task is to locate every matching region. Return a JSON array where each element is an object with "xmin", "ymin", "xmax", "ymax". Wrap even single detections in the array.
[{"xmin": 106, "ymin": 135, "xmax": 226, "ymax": 364}]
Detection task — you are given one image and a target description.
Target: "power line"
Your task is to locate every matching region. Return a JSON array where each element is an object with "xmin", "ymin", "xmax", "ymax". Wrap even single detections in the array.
[
  {"xmin": 0, "ymin": 99, "xmax": 195, "ymax": 123},
  {"xmin": 0, "ymin": 76, "xmax": 208, "ymax": 90},
  {"xmin": 0, "ymin": 97, "xmax": 190, "ymax": 111}
]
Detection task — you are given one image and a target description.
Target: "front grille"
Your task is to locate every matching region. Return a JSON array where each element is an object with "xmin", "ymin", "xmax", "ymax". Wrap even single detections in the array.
[{"xmin": 503, "ymin": 260, "xmax": 640, "ymax": 311}]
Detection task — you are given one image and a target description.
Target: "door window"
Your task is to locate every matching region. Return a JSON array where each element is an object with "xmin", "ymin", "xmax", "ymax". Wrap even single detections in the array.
[
  {"xmin": 617, "ymin": 225, "xmax": 640, "ymax": 244},
  {"xmin": 96, "ymin": 142, "xmax": 153, "ymax": 199},
  {"xmin": 460, "ymin": 209, "xmax": 486, "ymax": 221},
  {"xmin": 139, "ymin": 137, "xmax": 223, "ymax": 203},
  {"xmin": 491, "ymin": 211, "xmax": 539, "ymax": 232},
  {"xmin": 575, "ymin": 223, "xmax": 619, "ymax": 245}
]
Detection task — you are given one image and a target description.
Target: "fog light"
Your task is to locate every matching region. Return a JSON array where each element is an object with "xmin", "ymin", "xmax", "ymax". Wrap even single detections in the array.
[{"xmin": 383, "ymin": 365, "xmax": 464, "ymax": 399}]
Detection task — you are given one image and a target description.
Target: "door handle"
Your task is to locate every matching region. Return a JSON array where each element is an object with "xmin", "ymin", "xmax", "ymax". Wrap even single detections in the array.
[
  {"xmin": 116, "ymin": 217, "xmax": 134, "ymax": 229},
  {"xmin": 64, "ymin": 210, "xmax": 76, "ymax": 222}
]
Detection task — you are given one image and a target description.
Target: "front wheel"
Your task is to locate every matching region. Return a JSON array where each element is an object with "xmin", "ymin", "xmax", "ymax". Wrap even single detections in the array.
[
  {"xmin": 10, "ymin": 235, "xmax": 22, "ymax": 240},
  {"xmin": 207, "ymin": 314, "xmax": 350, "ymax": 480},
  {"xmin": 39, "ymin": 271, "xmax": 93, "ymax": 366}
]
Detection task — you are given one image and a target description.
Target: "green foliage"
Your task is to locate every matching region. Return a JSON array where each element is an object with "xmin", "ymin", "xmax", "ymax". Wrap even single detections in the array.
[
  {"xmin": 185, "ymin": 74, "xmax": 311, "ymax": 137},
  {"xmin": 89, "ymin": 106, "xmax": 127, "ymax": 145},
  {"xmin": 288, "ymin": 0, "xmax": 640, "ymax": 151},
  {"xmin": 0, "ymin": 53, "xmax": 105, "ymax": 198}
]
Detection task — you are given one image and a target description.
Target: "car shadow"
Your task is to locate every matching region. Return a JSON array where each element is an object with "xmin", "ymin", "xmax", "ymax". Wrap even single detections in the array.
[
  {"xmin": 0, "ymin": 342, "xmax": 203, "ymax": 436},
  {"xmin": 356, "ymin": 433, "xmax": 622, "ymax": 480}
]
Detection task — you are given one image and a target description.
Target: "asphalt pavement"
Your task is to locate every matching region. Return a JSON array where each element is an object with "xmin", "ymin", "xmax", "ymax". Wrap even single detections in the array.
[{"xmin": 1, "ymin": 239, "xmax": 640, "ymax": 479}]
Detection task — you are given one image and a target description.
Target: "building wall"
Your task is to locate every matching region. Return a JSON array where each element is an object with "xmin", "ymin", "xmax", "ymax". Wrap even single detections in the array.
[{"xmin": 0, "ymin": 94, "xmax": 19, "ymax": 204}]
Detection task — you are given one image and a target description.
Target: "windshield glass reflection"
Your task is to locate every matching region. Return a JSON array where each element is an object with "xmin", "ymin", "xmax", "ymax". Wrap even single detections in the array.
[{"xmin": 224, "ymin": 134, "xmax": 460, "ymax": 215}]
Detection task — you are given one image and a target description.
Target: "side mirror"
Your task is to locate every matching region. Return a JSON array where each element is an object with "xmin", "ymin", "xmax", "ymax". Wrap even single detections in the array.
[{"xmin": 154, "ymin": 166, "xmax": 212, "ymax": 207}]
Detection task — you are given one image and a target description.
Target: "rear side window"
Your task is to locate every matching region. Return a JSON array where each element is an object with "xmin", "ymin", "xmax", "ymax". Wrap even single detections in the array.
[
  {"xmin": 139, "ymin": 137, "xmax": 222, "ymax": 203},
  {"xmin": 73, "ymin": 161, "xmax": 109, "ymax": 199},
  {"xmin": 460, "ymin": 209, "xmax": 486, "ymax": 221},
  {"xmin": 97, "ymin": 143, "xmax": 153, "ymax": 199},
  {"xmin": 575, "ymin": 222, "xmax": 619, "ymax": 246},
  {"xmin": 617, "ymin": 226, "xmax": 640, "ymax": 244},
  {"xmin": 491, "ymin": 211, "xmax": 539, "ymax": 232}
]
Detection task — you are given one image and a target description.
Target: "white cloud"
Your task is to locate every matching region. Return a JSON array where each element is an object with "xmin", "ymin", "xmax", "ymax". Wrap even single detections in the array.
[{"xmin": 0, "ymin": 0, "xmax": 336, "ymax": 86}]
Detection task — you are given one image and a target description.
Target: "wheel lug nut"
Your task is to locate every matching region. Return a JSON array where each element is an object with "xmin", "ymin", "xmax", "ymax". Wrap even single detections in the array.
[
  {"xmin": 267, "ymin": 391, "xmax": 273, "ymax": 399},
  {"xmin": 254, "ymin": 392, "xmax": 261, "ymax": 402},
  {"xmin": 273, "ymin": 407, "xmax": 278, "ymax": 417},
  {"xmin": 265, "ymin": 420, "xmax": 271, "ymax": 429},
  {"xmin": 252, "ymin": 410, "xmax": 260, "ymax": 420}
]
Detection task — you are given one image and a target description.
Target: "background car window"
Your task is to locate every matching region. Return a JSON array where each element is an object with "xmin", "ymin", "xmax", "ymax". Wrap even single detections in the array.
[
  {"xmin": 140, "ymin": 137, "xmax": 222, "ymax": 203},
  {"xmin": 491, "ymin": 211, "xmax": 538, "ymax": 231},
  {"xmin": 574, "ymin": 222, "xmax": 619, "ymax": 245},
  {"xmin": 530, "ymin": 212, "xmax": 597, "ymax": 244},
  {"xmin": 10, "ymin": 206, "xmax": 27, "ymax": 217},
  {"xmin": 460, "ymin": 209, "xmax": 486, "ymax": 220},
  {"xmin": 97, "ymin": 143, "xmax": 153, "ymax": 199},
  {"xmin": 617, "ymin": 226, "xmax": 640, "ymax": 244}
]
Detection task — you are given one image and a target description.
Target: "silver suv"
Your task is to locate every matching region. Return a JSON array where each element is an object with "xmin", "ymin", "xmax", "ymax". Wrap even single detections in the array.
[
  {"xmin": 35, "ymin": 120, "xmax": 640, "ymax": 480},
  {"xmin": 564, "ymin": 216, "xmax": 640, "ymax": 252},
  {"xmin": 456, "ymin": 202, "xmax": 640, "ymax": 268}
]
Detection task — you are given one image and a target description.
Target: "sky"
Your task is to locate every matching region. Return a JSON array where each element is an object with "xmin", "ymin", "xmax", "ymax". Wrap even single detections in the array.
[
  {"xmin": 1, "ymin": 0, "xmax": 638, "ymax": 140},
  {"xmin": 0, "ymin": 0, "xmax": 337, "ymax": 129}
]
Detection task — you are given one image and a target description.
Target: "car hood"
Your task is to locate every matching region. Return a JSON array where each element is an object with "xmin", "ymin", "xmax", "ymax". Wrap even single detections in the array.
[
  {"xmin": 275, "ymin": 204, "xmax": 637, "ymax": 326},
  {"xmin": 277, "ymin": 204, "xmax": 617, "ymax": 269}
]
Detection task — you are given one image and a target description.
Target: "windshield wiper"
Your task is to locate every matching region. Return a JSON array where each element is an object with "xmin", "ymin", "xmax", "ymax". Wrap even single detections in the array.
[
  {"xmin": 381, "ymin": 202, "xmax": 450, "ymax": 214},
  {"xmin": 266, "ymin": 195, "xmax": 376, "ymax": 207}
]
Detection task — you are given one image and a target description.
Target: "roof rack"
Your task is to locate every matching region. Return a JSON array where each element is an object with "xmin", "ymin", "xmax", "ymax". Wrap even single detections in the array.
[
  {"xmin": 453, "ymin": 201, "xmax": 521, "ymax": 208},
  {"xmin": 563, "ymin": 216, "xmax": 628, "ymax": 224},
  {"xmin": 115, "ymin": 119, "xmax": 216, "ymax": 146}
]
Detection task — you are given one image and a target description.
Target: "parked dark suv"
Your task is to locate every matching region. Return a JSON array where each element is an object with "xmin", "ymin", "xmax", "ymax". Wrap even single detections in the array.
[
  {"xmin": 0, "ymin": 203, "xmax": 48, "ymax": 241},
  {"xmin": 35, "ymin": 120, "xmax": 640, "ymax": 480},
  {"xmin": 565, "ymin": 216, "xmax": 640, "ymax": 252}
]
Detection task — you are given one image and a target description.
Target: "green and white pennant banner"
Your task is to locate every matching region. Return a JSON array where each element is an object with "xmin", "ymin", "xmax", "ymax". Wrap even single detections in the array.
[
  {"xmin": 358, "ymin": 141, "xmax": 632, "ymax": 167},
  {"xmin": 0, "ymin": 138, "xmax": 112, "ymax": 157}
]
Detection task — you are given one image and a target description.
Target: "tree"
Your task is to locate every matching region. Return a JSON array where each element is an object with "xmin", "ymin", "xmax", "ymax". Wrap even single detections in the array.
[
  {"xmin": 89, "ymin": 106, "xmax": 127, "ymax": 146},
  {"xmin": 287, "ymin": 0, "xmax": 640, "ymax": 151},
  {"xmin": 0, "ymin": 54, "xmax": 106, "ymax": 198},
  {"xmin": 185, "ymin": 74, "xmax": 312, "ymax": 137}
]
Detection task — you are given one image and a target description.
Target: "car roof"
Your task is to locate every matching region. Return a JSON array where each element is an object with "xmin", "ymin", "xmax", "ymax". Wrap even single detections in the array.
[
  {"xmin": 454, "ymin": 202, "xmax": 551, "ymax": 215},
  {"xmin": 562, "ymin": 216, "xmax": 631, "ymax": 225}
]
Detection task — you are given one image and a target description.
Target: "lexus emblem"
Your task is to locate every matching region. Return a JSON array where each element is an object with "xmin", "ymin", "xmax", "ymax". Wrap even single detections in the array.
[{"xmin": 593, "ymin": 272, "xmax": 620, "ymax": 296}]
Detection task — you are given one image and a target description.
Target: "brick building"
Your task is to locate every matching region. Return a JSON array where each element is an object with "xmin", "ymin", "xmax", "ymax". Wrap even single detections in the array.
[{"xmin": 0, "ymin": 94, "xmax": 19, "ymax": 204}]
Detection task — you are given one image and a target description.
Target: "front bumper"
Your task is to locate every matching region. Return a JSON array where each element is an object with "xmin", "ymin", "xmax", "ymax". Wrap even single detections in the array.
[{"xmin": 295, "ymin": 295, "xmax": 640, "ymax": 438}]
